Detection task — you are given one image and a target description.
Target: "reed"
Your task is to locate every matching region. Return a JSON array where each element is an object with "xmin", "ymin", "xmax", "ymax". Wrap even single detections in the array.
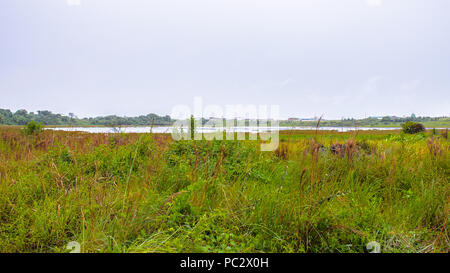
[{"xmin": 0, "ymin": 127, "xmax": 448, "ymax": 253}]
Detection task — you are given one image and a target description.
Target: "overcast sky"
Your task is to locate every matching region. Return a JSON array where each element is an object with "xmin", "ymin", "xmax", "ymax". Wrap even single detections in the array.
[{"xmin": 1, "ymin": 0, "xmax": 449, "ymax": 119}]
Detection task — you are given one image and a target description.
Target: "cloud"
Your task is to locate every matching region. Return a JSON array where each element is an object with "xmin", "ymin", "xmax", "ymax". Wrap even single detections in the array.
[{"xmin": 366, "ymin": 0, "xmax": 383, "ymax": 7}]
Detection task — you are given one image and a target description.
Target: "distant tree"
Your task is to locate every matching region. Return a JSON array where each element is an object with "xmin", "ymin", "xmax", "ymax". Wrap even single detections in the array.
[
  {"xmin": 15, "ymin": 109, "xmax": 28, "ymax": 116},
  {"xmin": 68, "ymin": 113, "xmax": 75, "ymax": 126}
]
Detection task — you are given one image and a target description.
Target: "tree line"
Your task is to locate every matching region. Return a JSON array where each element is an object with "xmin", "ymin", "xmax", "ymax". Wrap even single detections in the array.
[
  {"xmin": 280, "ymin": 116, "xmax": 448, "ymax": 127},
  {"xmin": 0, "ymin": 109, "xmax": 173, "ymax": 126}
]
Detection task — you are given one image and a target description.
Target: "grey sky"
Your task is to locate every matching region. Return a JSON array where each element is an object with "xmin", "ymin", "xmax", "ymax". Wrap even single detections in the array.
[{"xmin": 1, "ymin": 0, "xmax": 449, "ymax": 119}]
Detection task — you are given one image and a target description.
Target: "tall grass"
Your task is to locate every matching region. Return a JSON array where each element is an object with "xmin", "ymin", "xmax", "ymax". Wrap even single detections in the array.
[{"xmin": 0, "ymin": 126, "xmax": 448, "ymax": 252}]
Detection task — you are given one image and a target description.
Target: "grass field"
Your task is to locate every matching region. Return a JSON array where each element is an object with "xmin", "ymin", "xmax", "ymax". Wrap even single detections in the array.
[{"xmin": 0, "ymin": 126, "xmax": 448, "ymax": 253}]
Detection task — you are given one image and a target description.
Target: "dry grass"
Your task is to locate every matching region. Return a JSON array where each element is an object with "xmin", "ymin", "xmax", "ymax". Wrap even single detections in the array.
[{"xmin": 0, "ymin": 126, "xmax": 448, "ymax": 253}]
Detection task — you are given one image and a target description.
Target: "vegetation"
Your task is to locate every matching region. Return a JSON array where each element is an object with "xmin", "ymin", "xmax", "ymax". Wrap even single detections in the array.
[
  {"xmin": 0, "ymin": 127, "xmax": 448, "ymax": 253},
  {"xmin": 402, "ymin": 122, "xmax": 425, "ymax": 134},
  {"xmin": 1, "ymin": 109, "xmax": 449, "ymax": 128},
  {"xmin": 280, "ymin": 116, "xmax": 450, "ymax": 128},
  {"xmin": 0, "ymin": 109, "xmax": 172, "ymax": 126},
  {"xmin": 22, "ymin": 121, "xmax": 44, "ymax": 136}
]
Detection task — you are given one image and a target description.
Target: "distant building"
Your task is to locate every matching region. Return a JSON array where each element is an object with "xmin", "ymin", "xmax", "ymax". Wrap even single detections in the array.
[{"xmin": 288, "ymin": 118, "xmax": 300, "ymax": 121}]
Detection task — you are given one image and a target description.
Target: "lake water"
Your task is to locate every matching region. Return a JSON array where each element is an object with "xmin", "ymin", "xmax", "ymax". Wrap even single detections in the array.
[{"xmin": 46, "ymin": 126, "xmax": 405, "ymax": 134}]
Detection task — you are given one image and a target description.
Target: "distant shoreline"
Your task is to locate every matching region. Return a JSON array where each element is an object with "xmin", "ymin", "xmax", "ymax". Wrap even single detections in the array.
[
  {"xmin": 46, "ymin": 124, "xmax": 449, "ymax": 129},
  {"xmin": 2, "ymin": 124, "xmax": 448, "ymax": 129}
]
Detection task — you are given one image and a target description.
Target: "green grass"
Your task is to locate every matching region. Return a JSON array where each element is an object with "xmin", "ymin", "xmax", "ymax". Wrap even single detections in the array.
[
  {"xmin": 279, "ymin": 117, "xmax": 450, "ymax": 128},
  {"xmin": 0, "ymin": 127, "xmax": 448, "ymax": 253}
]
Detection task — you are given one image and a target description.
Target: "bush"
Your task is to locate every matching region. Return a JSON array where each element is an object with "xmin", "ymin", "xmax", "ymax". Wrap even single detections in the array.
[
  {"xmin": 402, "ymin": 121, "xmax": 425, "ymax": 134},
  {"xmin": 23, "ymin": 121, "xmax": 44, "ymax": 135}
]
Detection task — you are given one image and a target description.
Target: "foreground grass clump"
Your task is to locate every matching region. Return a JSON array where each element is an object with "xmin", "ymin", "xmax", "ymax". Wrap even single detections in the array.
[{"xmin": 0, "ymin": 127, "xmax": 448, "ymax": 253}]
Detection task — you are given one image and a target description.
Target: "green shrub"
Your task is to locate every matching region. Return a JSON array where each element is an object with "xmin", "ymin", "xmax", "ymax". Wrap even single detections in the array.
[
  {"xmin": 401, "ymin": 121, "xmax": 425, "ymax": 134},
  {"xmin": 23, "ymin": 121, "xmax": 44, "ymax": 136}
]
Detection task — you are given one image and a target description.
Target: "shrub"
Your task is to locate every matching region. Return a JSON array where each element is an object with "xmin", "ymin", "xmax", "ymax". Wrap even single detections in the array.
[
  {"xmin": 23, "ymin": 121, "xmax": 44, "ymax": 135},
  {"xmin": 402, "ymin": 121, "xmax": 425, "ymax": 134}
]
